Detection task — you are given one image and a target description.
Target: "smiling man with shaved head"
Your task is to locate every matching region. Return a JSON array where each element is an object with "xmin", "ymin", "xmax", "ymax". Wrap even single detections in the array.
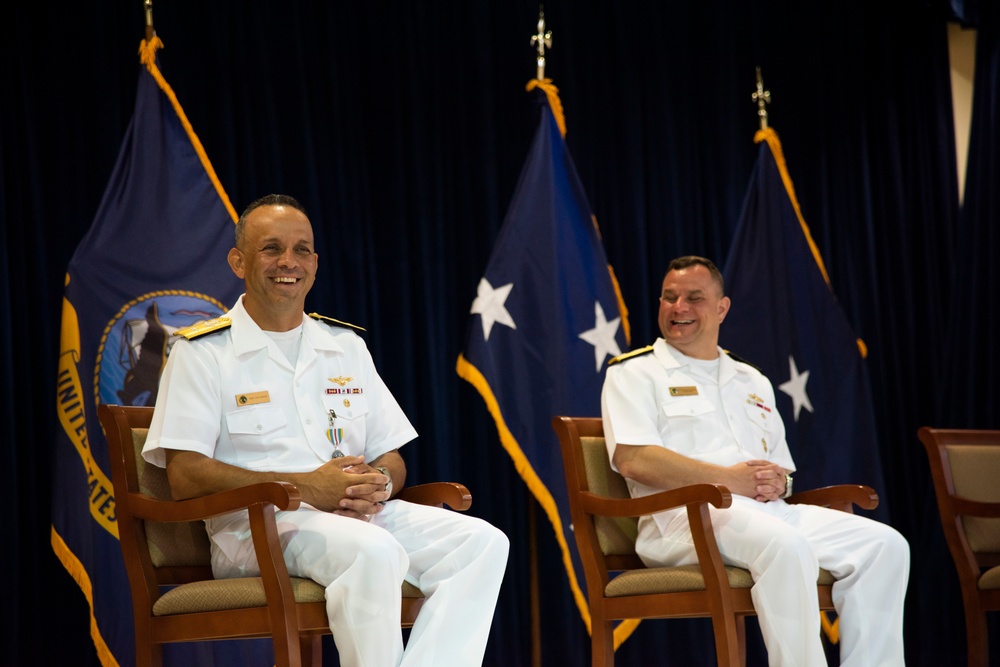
[{"xmin": 143, "ymin": 194, "xmax": 509, "ymax": 666}]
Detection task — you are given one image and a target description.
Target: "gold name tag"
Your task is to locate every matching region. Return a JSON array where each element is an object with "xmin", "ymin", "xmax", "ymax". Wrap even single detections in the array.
[
  {"xmin": 235, "ymin": 391, "xmax": 270, "ymax": 406},
  {"xmin": 669, "ymin": 386, "xmax": 699, "ymax": 396}
]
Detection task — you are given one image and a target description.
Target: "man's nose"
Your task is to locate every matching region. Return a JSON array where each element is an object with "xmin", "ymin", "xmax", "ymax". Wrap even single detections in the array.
[{"xmin": 277, "ymin": 249, "xmax": 297, "ymax": 267}]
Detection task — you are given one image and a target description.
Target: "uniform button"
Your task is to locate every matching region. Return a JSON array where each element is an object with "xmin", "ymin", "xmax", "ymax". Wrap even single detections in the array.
[{"xmin": 256, "ymin": 424, "xmax": 263, "ymax": 431}]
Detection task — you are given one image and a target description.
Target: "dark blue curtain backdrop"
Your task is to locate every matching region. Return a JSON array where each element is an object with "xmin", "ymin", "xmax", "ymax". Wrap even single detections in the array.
[{"xmin": 4, "ymin": 1, "xmax": 997, "ymax": 665}]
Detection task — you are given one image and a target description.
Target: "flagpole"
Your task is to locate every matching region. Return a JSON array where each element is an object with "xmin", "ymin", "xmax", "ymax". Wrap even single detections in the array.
[
  {"xmin": 144, "ymin": 0, "xmax": 155, "ymax": 42},
  {"xmin": 528, "ymin": 493, "xmax": 541, "ymax": 666},
  {"xmin": 531, "ymin": 7, "xmax": 552, "ymax": 81},
  {"xmin": 528, "ymin": 11, "xmax": 549, "ymax": 666},
  {"xmin": 753, "ymin": 66, "xmax": 771, "ymax": 131}
]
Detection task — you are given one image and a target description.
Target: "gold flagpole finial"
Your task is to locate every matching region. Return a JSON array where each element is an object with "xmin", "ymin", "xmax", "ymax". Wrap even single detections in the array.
[
  {"xmin": 531, "ymin": 6, "xmax": 552, "ymax": 80},
  {"xmin": 144, "ymin": 0, "xmax": 155, "ymax": 42},
  {"xmin": 753, "ymin": 66, "xmax": 771, "ymax": 130}
]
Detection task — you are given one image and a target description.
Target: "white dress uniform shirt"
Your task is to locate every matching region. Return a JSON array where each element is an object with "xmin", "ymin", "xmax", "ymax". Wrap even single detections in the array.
[{"xmin": 602, "ymin": 338, "xmax": 794, "ymax": 537}]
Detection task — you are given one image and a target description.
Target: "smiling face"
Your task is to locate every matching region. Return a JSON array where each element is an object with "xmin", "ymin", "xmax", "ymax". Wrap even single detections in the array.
[
  {"xmin": 227, "ymin": 203, "xmax": 318, "ymax": 331},
  {"xmin": 657, "ymin": 263, "xmax": 730, "ymax": 360}
]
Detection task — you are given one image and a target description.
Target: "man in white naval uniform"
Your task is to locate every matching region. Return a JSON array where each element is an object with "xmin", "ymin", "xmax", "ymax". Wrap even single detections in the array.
[
  {"xmin": 143, "ymin": 194, "xmax": 509, "ymax": 667},
  {"xmin": 601, "ymin": 255, "xmax": 908, "ymax": 666}
]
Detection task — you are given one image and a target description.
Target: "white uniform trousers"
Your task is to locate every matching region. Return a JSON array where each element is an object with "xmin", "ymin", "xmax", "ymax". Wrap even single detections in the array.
[
  {"xmin": 210, "ymin": 499, "xmax": 510, "ymax": 667},
  {"xmin": 636, "ymin": 496, "xmax": 908, "ymax": 667}
]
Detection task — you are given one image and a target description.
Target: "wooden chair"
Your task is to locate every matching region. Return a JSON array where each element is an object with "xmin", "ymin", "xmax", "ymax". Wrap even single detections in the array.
[
  {"xmin": 98, "ymin": 403, "xmax": 473, "ymax": 667},
  {"xmin": 918, "ymin": 426, "xmax": 1000, "ymax": 667},
  {"xmin": 552, "ymin": 416, "xmax": 880, "ymax": 667}
]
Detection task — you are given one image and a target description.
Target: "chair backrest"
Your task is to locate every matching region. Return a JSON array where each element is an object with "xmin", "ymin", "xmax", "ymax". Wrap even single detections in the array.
[
  {"xmin": 100, "ymin": 404, "xmax": 213, "ymax": 585},
  {"xmin": 919, "ymin": 427, "xmax": 1000, "ymax": 561},
  {"xmin": 553, "ymin": 417, "xmax": 642, "ymax": 571},
  {"xmin": 579, "ymin": 434, "xmax": 639, "ymax": 557}
]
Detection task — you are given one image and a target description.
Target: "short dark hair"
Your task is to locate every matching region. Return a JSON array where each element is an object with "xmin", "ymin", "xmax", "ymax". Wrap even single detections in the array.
[
  {"xmin": 235, "ymin": 194, "xmax": 308, "ymax": 249},
  {"xmin": 664, "ymin": 256, "xmax": 725, "ymax": 295}
]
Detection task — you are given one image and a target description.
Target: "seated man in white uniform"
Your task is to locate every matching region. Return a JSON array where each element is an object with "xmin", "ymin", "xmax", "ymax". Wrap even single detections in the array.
[
  {"xmin": 601, "ymin": 255, "xmax": 908, "ymax": 666},
  {"xmin": 143, "ymin": 193, "xmax": 510, "ymax": 667}
]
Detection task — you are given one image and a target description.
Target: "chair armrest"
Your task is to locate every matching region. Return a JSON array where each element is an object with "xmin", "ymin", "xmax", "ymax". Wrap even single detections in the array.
[
  {"xmin": 129, "ymin": 481, "xmax": 301, "ymax": 522},
  {"xmin": 580, "ymin": 483, "xmax": 732, "ymax": 518},
  {"xmin": 786, "ymin": 484, "xmax": 879, "ymax": 512},
  {"xmin": 396, "ymin": 482, "xmax": 472, "ymax": 511}
]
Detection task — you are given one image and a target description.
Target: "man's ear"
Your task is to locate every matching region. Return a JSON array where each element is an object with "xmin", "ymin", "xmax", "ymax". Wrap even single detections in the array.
[
  {"xmin": 227, "ymin": 247, "xmax": 245, "ymax": 278},
  {"xmin": 717, "ymin": 295, "xmax": 731, "ymax": 322}
]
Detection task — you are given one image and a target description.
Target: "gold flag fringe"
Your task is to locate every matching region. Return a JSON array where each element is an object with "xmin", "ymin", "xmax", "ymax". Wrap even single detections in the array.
[
  {"xmin": 755, "ymin": 128, "xmax": 867, "ymax": 360},
  {"xmin": 139, "ymin": 37, "xmax": 238, "ymax": 224}
]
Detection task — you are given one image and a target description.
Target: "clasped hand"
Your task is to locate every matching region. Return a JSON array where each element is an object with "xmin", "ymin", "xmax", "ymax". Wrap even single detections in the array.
[
  {"xmin": 733, "ymin": 460, "xmax": 786, "ymax": 502},
  {"xmin": 306, "ymin": 455, "xmax": 391, "ymax": 520}
]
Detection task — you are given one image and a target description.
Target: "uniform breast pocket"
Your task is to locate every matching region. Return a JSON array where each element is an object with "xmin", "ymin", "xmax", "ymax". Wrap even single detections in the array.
[
  {"xmin": 742, "ymin": 402, "xmax": 775, "ymax": 434},
  {"xmin": 322, "ymin": 394, "xmax": 370, "ymax": 455},
  {"xmin": 225, "ymin": 404, "xmax": 288, "ymax": 464},
  {"xmin": 659, "ymin": 398, "xmax": 719, "ymax": 454},
  {"xmin": 741, "ymin": 402, "xmax": 777, "ymax": 456}
]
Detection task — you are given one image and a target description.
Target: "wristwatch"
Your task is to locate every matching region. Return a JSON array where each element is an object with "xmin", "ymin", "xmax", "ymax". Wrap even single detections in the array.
[
  {"xmin": 376, "ymin": 466, "xmax": 393, "ymax": 502},
  {"xmin": 780, "ymin": 473, "xmax": 794, "ymax": 499}
]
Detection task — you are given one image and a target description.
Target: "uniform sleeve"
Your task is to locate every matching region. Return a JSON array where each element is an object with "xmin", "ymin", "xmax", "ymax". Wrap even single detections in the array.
[
  {"xmin": 142, "ymin": 339, "xmax": 223, "ymax": 468},
  {"xmin": 601, "ymin": 361, "xmax": 662, "ymax": 471}
]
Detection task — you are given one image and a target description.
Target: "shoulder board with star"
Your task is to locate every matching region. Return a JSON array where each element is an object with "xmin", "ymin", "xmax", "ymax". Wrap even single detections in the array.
[
  {"xmin": 607, "ymin": 345, "xmax": 655, "ymax": 366},
  {"xmin": 174, "ymin": 317, "xmax": 232, "ymax": 340},
  {"xmin": 308, "ymin": 313, "xmax": 366, "ymax": 333},
  {"xmin": 723, "ymin": 349, "xmax": 762, "ymax": 373}
]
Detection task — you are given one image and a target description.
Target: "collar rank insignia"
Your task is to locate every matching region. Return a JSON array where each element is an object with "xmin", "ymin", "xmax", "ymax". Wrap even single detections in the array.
[
  {"xmin": 174, "ymin": 316, "xmax": 232, "ymax": 340},
  {"xmin": 608, "ymin": 345, "xmax": 655, "ymax": 366},
  {"xmin": 309, "ymin": 313, "xmax": 366, "ymax": 332}
]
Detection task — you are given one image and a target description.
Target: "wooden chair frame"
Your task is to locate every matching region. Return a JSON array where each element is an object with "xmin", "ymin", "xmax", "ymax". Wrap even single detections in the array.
[
  {"xmin": 552, "ymin": 416, "xmax": 879, "ymax": 667},
  {"xmin": 918, "ymin": 426, "xmax": 1000, "ymax": 667},
  {"xmin": 98, "ymin": 403, "xmax": 472, "ymax": 667}
]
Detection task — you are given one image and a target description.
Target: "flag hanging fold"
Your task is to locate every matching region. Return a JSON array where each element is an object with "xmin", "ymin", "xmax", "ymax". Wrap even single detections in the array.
[
  {"xmin": 719, "ymin": 128, "xmax": 889, "ymax": 642},
  {"xmin": 457, "ymin": 80, "xmax": 635, "ymax": 647},
  {"xmin": 720, "ymin": 128, "xmax": 887, "ymax": 509},
  {"xmin": 50, "ymin": 37, "xmax": 268, "ymax": 666}
]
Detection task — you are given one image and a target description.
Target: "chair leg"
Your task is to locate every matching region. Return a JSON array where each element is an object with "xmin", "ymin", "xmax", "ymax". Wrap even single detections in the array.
[
  {"xmin": 591, "ymin": 619, "xmax": 615, "ymax": 667},
  {"xmin": 965, "ymin": 610, "xmax": 989, "ymax": 667},
  {"xmin": 710, "ymin": 612, "xmax": 744, "ymax": 667},
  {"xmin": 736, "ymin": 616, "xmax": 747, "ymax": 667},
  {"xmin": 134, "ymin": 620, "xmax": 160, "ymax": 667},
  {"xmin": 135, "ymin": 639, "xmax": 161, "ymax": 667},
  {"xmin": 300, "ymin": 635, "xmax": 322, "ymax": 667},
  {"xmin": 272, "ymin": 633, "xmax": 302, "ymax": 667}
]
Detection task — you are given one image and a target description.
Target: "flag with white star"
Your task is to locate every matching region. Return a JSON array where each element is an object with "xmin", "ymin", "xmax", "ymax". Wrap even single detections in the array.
[
  {"xmin": 457, "ymin": 81, "xmax": 630, "ymax": 641},
  {"xmin": 719, "ymin": 128, "xmax": 888, "ymax": 522}
]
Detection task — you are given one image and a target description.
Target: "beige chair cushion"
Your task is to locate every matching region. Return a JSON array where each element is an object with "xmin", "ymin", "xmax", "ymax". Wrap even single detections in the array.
[
  {"xmin": 979, "ymin": 565, "xmax": 1000, "ymax": 591},
  {"xmin": 153, "ymin": 577, "xmax": 425, "ymax": 616},
  {"xmin": 945, "ymin": 444, "xmax": 1000, "ymax": 553},
  {"xmin": 606, "ymin": 565, "xmax": 754, "ymax": 597},
  {"xmin": 132, "ymin": 427, "xmax": 213, "ymax": 568},
  {"xmin": 581, "ymin": 436, "xmax": 639, "ymax": 556}
]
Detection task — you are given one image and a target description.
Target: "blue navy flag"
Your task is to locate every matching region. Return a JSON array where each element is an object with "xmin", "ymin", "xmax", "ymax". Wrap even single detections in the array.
[
  {"xmin": 457, "ymin": 80, "xmax": 634, "ymax": 646},
  {"xmin": 50, "ymin": 37, "xmax": 264, "ymax": 666},
  {"xmin": 720, "ymin": 128, "xmax": 888, "ymax": 522}
]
